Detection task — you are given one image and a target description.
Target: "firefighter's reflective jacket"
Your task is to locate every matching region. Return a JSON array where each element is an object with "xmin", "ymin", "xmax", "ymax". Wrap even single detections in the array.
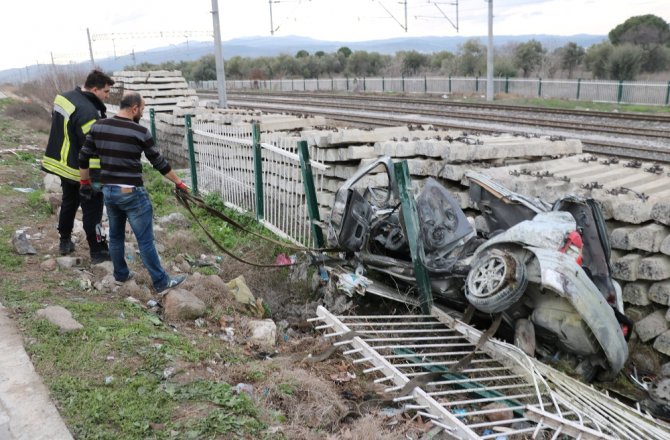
[{"xmin": 42, "ymin": 87, "xmax": 104, "ymax": 182}]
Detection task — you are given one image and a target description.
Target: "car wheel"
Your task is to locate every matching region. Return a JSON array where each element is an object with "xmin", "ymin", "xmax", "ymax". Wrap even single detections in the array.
[{"xmin": 465, "ymin": 248, "xmax": 528, "ymax": 313}]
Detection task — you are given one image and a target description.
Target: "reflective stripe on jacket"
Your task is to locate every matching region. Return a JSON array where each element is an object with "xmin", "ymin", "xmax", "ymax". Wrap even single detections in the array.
[{"xmin": 42, "ymin": 87, "xmax": 103, "ymax": 181}]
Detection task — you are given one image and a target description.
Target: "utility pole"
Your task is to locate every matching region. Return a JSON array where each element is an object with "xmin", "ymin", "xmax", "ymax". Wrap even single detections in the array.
[
  {"xmin": 269, "ymin": 0, "xmax": 275, "ymax": 35},
  {"xmin": 211, "ymin": 0, "xmax": 228, "ymax": 108},
  {"xmin": 131, "ymin": 49, "xmax": 137, "ymax": 67},
  {"xmin": 486, "ymin": 0, "xmax": 494, "ymax": 101},
  {"xmin": 50, "ymin": 52, "xmax": 61, "ymax": 92},
  {"xmin": 86, "ymin": 28, "xmax": 95, "ymax": 68}
]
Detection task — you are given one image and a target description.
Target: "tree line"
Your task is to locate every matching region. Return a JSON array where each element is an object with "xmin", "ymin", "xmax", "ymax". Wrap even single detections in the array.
[{"xmin": 131, "ymin": 14, "xmax": 670, "ymax": 82}]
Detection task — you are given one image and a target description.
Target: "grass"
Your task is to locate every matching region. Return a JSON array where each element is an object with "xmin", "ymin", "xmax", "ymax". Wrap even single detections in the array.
[{"xmin": 0, "ymin": 279, "xmax": 264, "ymax": 439}]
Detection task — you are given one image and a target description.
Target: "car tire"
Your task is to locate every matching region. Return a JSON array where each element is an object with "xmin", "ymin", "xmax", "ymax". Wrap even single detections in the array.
[{"xmin": 465, "ymin": 248, "xmax": 528, "ymax": 314}]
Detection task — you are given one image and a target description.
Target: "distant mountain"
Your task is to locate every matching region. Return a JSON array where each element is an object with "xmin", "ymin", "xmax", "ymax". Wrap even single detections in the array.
[{"xmin": 0, "ymin": 34, "xmax": 606, "ymax": 83}]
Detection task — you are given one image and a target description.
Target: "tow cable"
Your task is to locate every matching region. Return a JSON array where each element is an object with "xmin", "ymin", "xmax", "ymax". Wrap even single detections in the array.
[{"xmin": 174, "ymin": 189, "xmax": 341, "ymax": 268}]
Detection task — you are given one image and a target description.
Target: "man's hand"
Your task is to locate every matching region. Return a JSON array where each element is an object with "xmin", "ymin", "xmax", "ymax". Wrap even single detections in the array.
[
  {"xmin": 79, "ymin": 180, "xmax": 93, "ymax": 201},
  {"xmin": 175, "ymin": 181, "xmax": 189, "ymax": 194}
]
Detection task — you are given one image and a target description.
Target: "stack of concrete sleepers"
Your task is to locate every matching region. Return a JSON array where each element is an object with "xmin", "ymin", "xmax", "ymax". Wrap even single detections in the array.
[
  {"xmin": 455, "ymin": 155, "xmax": 670, "ymax": 373},
  {"xmin": 112, "ymin": 70, "xmax": 197, "ymax": 114}
]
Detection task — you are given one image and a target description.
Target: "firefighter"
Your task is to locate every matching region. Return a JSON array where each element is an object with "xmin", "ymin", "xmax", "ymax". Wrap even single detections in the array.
[{"xmin": 42, "ymin": 69, "xmax": 115, "ymax": 263}]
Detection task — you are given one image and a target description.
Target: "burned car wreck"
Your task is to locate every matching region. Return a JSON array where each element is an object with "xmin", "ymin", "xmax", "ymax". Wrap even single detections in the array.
[{"xmin": 324, "ymin": 156, "xmax": 629, "ymax": 381}]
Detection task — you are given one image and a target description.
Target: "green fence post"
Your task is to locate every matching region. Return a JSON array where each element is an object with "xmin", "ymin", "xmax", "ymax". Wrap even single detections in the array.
[
  {"xmin": 184, "ymin": 114, "xmax": 198, "ymax": 195},
  {"xmin": 331, "ymin": 77, "xmax": 334, "ymax": 91},
  {"xmin": 505, "ymin": 77, "xmax": 509, "ymax": 94},
  {"xmin": 346, "ymin": 77, "xmax": 349, "ymax": 91},
  {"xmin": 424, "ymin": 76, "xmax": 427, "ymax": 93},
  {"xmin": 448, "ymin": 75, "xmax": 452, "ymax": 93},
  {"xmin": 402, "ymin": 74, "xmax": 405, "ymax": 93},
  {"xmin": 576, "ymin": 78, "xmax": 582, "ymax": 100},
  {"xmin": 617, "ymin": 80, "xmax": 624, "ymax": 103},
  {"xmin": 363, "ymin": 77, "xmax": 366, "ymax": 91},
  {"xmin": 665, "ymin": 81, "xmax": 670, "ymax": 105},
  {"xmin": 382, "ymin": 76, "xmax": 385, "ymax": 92},
  {"xmin": 291, "ymin": 78, "xmax": 294, "ymax": 91},
  {"xmin": 394, "ymin": 161, "xmax": 433, "ymax": 314},
  {"xmin": 252, "ymin": 122, "xmax": 263, "ymax": 220},
  {"xmin": 538, "ymin": 77, "xmax": 542, "ymax": 97},
  {"xmin": 298, "ymin": 141, "xmax": 324, "ymax": 248},
  {"xmin": 149, "ymin": 108, "xmax": 157, "ymax": 143},
  {"xmin": 475, "ymin": 76, "xmax": 479, "ymax": 92},
  {"xmin": 303, "ymin": 78, "xmax": 306, "ymax": 90}
]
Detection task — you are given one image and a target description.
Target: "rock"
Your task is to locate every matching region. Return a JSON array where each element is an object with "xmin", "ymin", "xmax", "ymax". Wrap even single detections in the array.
[
  {"xmin": 163, "ymin": 288, "xmax": 206, "ymax": 320},
  {"xmin": 12, "ymin": 229, "xmax": 36, "ymax": 255},
  {"xmin": 93, "ymin": 260, "xmax": 114, "ymax": 274},
  {"xmin": 623, "ymin": 282, "xmax": 651, "ymax": 306},
  {"xmin": 629, "ymin": 344, "xmax": 662, "ymax": 375},
  {"xmin": 226, "ymin": 275, "xmax": 255, "ymax": 305},
  {"xmin": 43, "ymin": 173, "xmax": 61, "ymax": 193},
  {"xmin": 94, "ymin": 274, "xmax": 117, "ymax": 292},
  {"xmin": 653, "ymin": 330, "xmax": 670, "ymax": 356},
  {"xmin": 36, "ymin": 305, "xmax": 83, "ymax": 332},
  {"xmin": 156, "ymin": 212, "xmax": 190, "ymax": 228},
  {"xmin": 636, "ymin": 311, "xmax": 669, "ymax": 342},
  {"xmin": 246, "ymin": 319, "xmax": 277, "ymax": 348},
  {"xmin": 649, "ymin": 281, "xmax": 670, "ymax": 306},
  {"xmin": 482, "ymin": 402, "xmax": 513, "ymax": 423},
  {"xmin": 56, "ymin": 256, "xmax": 84, "ymax": 269},
  {"xmin": 626, "ymin": 306, "xmax": 654, "ymax": 323},
  {"xmin": 40, "ymin": 258, "xmax": 57, "ymax": 271},
  {"xmin": 661, "ymin": 235, "xmax": 670, "ymax": 256},
  {"xmin": 661, "ymin": 362, "xmax": 670, "ymax": 377}
]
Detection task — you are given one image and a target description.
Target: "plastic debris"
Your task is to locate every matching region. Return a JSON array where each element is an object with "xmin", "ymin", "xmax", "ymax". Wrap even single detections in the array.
[
  {"xmin": 274, "ymin": 253, "xmax": 292, "ymax": 266},
  {"xmin": 336, "ymin": 273, "xmax": 372, "ymax": 297},
  {"xmin": 234, "ymin": 383, "xmax": 254, "ymax": 395}
]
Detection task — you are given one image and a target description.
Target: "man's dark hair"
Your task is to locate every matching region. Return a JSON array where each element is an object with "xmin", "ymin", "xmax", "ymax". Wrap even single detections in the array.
[
  {"xmin": 84, "ymin": 69, "xmax": 115, "ymax": 89},
  {"xmin": 119, "ymin": 92, "xmax": 143, "ymax": 109}
]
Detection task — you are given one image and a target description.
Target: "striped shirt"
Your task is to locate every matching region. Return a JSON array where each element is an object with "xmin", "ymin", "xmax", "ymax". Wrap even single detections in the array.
[{"xmin": 79, "ymin": 115, "xmax": 171, "ymax": 187}]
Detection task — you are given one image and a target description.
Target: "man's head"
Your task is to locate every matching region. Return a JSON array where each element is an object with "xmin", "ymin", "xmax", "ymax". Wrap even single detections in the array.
[
  {"xmin": 119, "ymin": 92, "xmax": 145, "ymax": 123},
  {"xmin": 84, "ymin": 70, "xmax": 114, "ymax": 101}
]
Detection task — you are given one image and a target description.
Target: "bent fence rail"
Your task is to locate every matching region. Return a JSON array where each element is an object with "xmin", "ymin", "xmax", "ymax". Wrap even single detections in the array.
[{"xmin": 192, "ymin": 77, "xmax": 670, "ymax": 106}]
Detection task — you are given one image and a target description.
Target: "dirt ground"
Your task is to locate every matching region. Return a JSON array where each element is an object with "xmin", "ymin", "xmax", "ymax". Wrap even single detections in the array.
[{"xmin": 0, "ymin": 97, "xmax": 446, "ymax": 439}]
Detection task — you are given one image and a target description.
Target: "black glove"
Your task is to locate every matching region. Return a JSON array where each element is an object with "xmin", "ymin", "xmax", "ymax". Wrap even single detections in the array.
[{"xmin": 79, "ymin": 180, "xmax": 93, "ymax": 201}]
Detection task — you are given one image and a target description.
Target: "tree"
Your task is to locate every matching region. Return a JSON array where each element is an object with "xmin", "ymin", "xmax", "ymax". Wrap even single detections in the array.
[
  {"xmin": 191, "ymin": 55, "xmax": 216, "ymax": 81},
  {"xmin": 608, "ymin": 44, "xmax": 643, "ymax": 80},
  {"xmin": 514, "ymin": 39, "xmax": 546, "ymax": 77},
  {"xmin": 584, "ymin": 42, "xmax": 613, "ymax": 79},
  {"xmin": 609, "ymin": 14, "xmax": 670, "ymax": 46},
  {"xmin": 345, "ymin": 51, "xmax": 388, "ymax": 76},
  {"xmin": 337, "ymin": 46, "xmax": 352, "ymax": 58},
  {"xmin": 399, "ymin": 50, "xmax": 428, "ymax": 75},
  {"xmin": 295, "ymin": 50, "xmax": 309, "ymax": 58},
  {"xmin": 314, "ymin": 50, "xmax": 325, "ymax": 58},
  {"xmin": 457, "ymin": 39, "xmax": 486, "ymax": 76},
  {"xmin": 494, "ymin": 58, "xmax": 517, "ymax": 78},
  {"xmin": 558, "ymin": 42, "xmax": 585, "ymax": 79}
]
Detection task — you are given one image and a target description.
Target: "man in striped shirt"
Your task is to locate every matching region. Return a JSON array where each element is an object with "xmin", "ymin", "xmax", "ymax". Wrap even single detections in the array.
[{"xmin": 79, "ymin": 91, "xmax": 188, "ymax": 293}]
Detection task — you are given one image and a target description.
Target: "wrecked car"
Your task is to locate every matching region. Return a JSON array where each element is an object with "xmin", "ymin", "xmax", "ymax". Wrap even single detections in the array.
[{"xmin": 324, "ymin": 156, "xmax": 629, "ymax": 381}]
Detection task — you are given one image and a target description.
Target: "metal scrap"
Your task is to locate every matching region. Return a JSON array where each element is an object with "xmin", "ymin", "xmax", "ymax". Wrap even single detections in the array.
[
  {"xmin": 601, "ymin": 158, "xmax": 620, "ymax": 165},
  {"xmin": 625, "ymin": 160, "xmax": 642, "ymax": 168},
  {"xmin": 531, "ymin": 170, "xmax": 554, "ymax": 179},
  {"xmin": 607, "ymin": 187, "xmax": 649, "ymax": 201},
  {"xmin": 579, "ymin": 155, "xmax": 599, "ymax": 163},
  {"xmin": 645, "ymin": 164, "xmax": 664, "ymax": 174}
]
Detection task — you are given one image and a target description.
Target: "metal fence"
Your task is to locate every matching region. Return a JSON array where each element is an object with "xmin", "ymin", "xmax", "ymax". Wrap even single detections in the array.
[
  {"xmin": 192, "ymin": 77, "xmax": 670, "ymax": 106},
  {"xmin": 190, "ymin": 118, "xmax": 327, "ymax": 246}
]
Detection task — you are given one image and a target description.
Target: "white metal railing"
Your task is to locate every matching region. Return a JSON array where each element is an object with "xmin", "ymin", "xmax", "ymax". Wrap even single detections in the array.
[
  {"xmin": 190, "ymin": 77, "xmax": 670, "ymax": 106},
  {"xmin": 192, "ymin": 121, "xmax": 327, "ymax": 246}
]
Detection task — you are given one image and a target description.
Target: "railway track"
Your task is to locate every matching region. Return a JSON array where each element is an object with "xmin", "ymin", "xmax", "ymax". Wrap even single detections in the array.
[{"xmin": 200, "ymin": 91, "xmax": 670, "ymax": 163}]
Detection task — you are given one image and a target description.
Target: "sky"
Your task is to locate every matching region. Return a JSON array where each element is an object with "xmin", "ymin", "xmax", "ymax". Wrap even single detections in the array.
[{"xmin": 1, "ymin": 0, "xmax": 668, "ymax": 71}]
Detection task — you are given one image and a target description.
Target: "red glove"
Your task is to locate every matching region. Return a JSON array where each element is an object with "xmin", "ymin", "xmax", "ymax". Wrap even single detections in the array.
[
  {"xmin": 79, "ymin": 179, "xmax": 93, "ymax": 201},
  {"xmin": 175, "ymin": 181, "xmax": 189, "ymax": 193}
]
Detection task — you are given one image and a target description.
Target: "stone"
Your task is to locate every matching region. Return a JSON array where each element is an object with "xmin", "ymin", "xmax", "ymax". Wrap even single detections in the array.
[
  {"xmin": 611, "ymin": 254, "xmax": 642, "ymax": 281},
  {"xmin": 625, "ymin": 306, "xmax": 654, "ymax": 323},
  {"xmin": 40, "ymin": 258, "xmax": 57, "ymax": 272},
  {"xmin": 662, "ymin": 235, "xmax": 670, "ymax": 256},
  {"xmin": 156, "ymin": 212, "xmax": 190, "ymax": 228},
  {"xmin": 56, "ymin": 256, "xmax": 84, "ymax": 269},
  {"xmin": 653, "ymin": 330, "xmax": 670, "ymax": 356},
  {"xmin": 649, "ymin": 282, "xmax": 670, "ymax": 306},
  {"xmin": 12, "ymin": 229, "xmax": 36, "ymax": 255},
  {"xmin": 623, "ymin": 282, "xmax": 651, "ymax": 306},
  {"xmin": 482, "ymin": 402, "xmax": 514, "ymax": 423},
  {"xmin": 43, "ymin": 173, "xmax": 61, "ymax": 193},
  {"xmin": 635, "ymin": 310, "xmax": 668, "ymax": 342},
  {"xmin": 661, "ymin": 362, "xmax": 670, "ymax": 377},
  {"xmin": 163, "ymin": 288, "xmax": 206, "ymax": 321},
  {"xmin": 36, "ymin": 306, "xmax": 83, "ymax": 332},
  {"xmin": 638, "ymin": 256, "xmax": 670, "ymax": 281},
  {"xmin": 246, "ymin": 319, "xmax": 277, "ymax": 348},
  {"xmin": 629, "ymin": 343, "xmax": 662, "ymax": 375}
]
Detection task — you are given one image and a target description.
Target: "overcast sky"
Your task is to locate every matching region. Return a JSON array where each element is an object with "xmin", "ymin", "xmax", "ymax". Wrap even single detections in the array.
[{"xmin": 1, "ymin": 0, "xmax": 668, "ymax": 71}]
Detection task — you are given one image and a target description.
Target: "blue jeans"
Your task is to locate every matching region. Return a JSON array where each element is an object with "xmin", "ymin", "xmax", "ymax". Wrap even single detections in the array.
[{"xmin": 102, "ymin": 186, "xmax": 169, "ymax": 290}]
